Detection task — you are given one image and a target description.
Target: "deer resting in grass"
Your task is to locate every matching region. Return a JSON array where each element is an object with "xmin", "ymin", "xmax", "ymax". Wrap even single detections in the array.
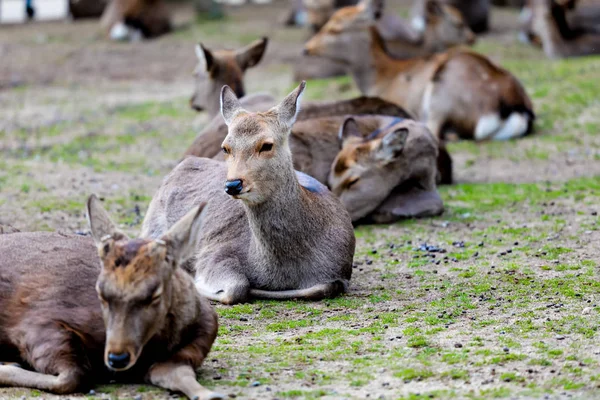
[
  {"xmin": 190, "ymin": 38, "xmax": 269, "ymax": 117},
  {"xmin": 142, "ymin": 82, "xmax": 356, "ymax": 304},
  {"xmin": 304, "ymin": 0, "xmax": 535, "ymax": 141},
  {"xmin": 0, "ymin": 196, "xmax": 222, "ymax": 400}
]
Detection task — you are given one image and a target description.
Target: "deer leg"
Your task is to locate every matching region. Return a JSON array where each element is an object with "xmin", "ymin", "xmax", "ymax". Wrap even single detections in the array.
[
  {"xmin": 148, "ymin": 362, "xmax": 224, "ymax": 400},
  {"xmin": 369, "ymin": 187, "xmax": 444, "ymax": 224},
  {"xmin": 195, "ymin": 258, "xmax": 251, "ymax": 305},
  {"xmin": 0, "ymin": 364, "xmax": 82, "ymax": 394},
  {"xmin": 250, "ymin": 280, "xmax": 347, "ymax": 300}
]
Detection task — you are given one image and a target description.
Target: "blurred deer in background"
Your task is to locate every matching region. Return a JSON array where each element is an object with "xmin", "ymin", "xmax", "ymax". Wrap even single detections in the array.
[
  {"xmin": 143, "ymin": 83, "xmax": 356, "ymax": 304},
  {"xmin": 304, "ymin": 0, "xmax": 534, "ymax": 141},
  {"xmin": 411, "ymin": 0, "xmax": 490, "ymax": 33},
  {"xmin": 522, "ymin": 0, "xmax": 600, "ymax": 57},
  {"xmin": 100, "ymin": 0, "xmax": 171, "ymax": 41},
  {"xmin": 0, "ymin": 196, "xmax": 222, "ymax": 400},
  {"xmin": 190, "ymin": 38, "xmax": 269, "ymax": 117}
]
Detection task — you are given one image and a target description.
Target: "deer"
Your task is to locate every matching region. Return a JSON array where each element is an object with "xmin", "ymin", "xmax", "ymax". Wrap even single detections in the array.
[
  {"xmin": 304, "ymin": 0, "xmax": 535, "ymax": 141},
  {"xmin": 100, "ymin": 0, "xmax": 171, "ymax": 41},
  {"xmin": 190, "ymin": 38, "xmax": 269, "ymax": 118},
  {"xmin": 329, "ymin": 117, "xmax": 444, "ymax": 223},
  {"xmin": 142, "ymin": 82, "xmax": 356, "ymax": 305},
  {"xmin": 411, "ymin": 0, "xmax": 490, "ymax": 34},
  {"xmin": 526, "ymin": 0, "xmax": 600, "ymax": 57},
  {"xmin": 0, "ymin": 196, "xmax": 223, "ymax": 400}
]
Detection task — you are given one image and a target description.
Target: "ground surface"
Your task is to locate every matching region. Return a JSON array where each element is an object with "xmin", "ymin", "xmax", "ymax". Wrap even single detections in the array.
[{"xmin": 1, "ymin": 1, "xmax": 599, "ymax": 399}]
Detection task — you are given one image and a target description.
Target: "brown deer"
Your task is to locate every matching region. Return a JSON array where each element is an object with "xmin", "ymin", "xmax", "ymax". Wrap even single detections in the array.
[
  {"xmin": 527, "ymin": 0, "xmax": 600, "ymax": 57},
  {"xmin": 142, "ymin": 83, "xmax": 356, "ymax": 304},
  {"xmin": 100, "ymin": 0, "xmax": 171, "ymax": 40},
  {"xmin": 190, "ymin": 38, "xmax": 269, "ymax": 117},
  {"xmin": 329, "ymin": 117, "xmax": 443, "ymax": 223},
  {"xmin": 0, "ymin": 196, "xmax": 222, "ymax": 400},
  {"xmin": 304, "ymin": 0, "xmax": 535, "ymax": 141},
  {"xmin": 411, "ymin": 0, "xmax": 490, "ymax": 34}
]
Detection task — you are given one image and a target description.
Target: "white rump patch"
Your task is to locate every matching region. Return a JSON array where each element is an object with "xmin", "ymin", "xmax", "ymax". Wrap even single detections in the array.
[
  {"xmin": 493, "ymin": 112, "xmax": 529, "ymax": 141},
  {"xmin": 110, "ymin": 22, "xmax": 142, "ymax": 42},
  {"xmin": 474, "ymin": 114, "xmax": 502, "ymax": 141}
]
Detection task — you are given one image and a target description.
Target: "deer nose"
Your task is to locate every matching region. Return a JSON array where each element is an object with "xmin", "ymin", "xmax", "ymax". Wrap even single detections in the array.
[
  {"xmin": 107, "ymin": 352, "xmax": 131, "ymax": 369},
  {"xmin": 224, "ymin": 179, "xmax": 244, "ymax": 196}
]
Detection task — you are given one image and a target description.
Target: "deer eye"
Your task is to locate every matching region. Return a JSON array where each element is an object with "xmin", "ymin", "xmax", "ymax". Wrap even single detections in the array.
[
  {"xmin": 346, "ymin": 177, "xmax": 360, "ymax": 189},
  {"xmin": 221, "ymin": 146, "xmax": 230, "ymax": 155},
  {"xmin": 259, "ymin": 143, "xmax": 274, "ymax": 153}
]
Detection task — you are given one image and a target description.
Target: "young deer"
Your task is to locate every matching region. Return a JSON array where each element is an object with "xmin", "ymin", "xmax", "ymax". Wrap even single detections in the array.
[
  {"xmin": 100, "ymin": 0, "xmax": 171, "ymax": 41},
  {"xmin": 0, "ymin": 196, "xmax": 222, "ymax": 400},
  {"xmin": 528, "ymin": 0, "xmax": 600, "ymax": 58},
  {"xmin": 329, "ymin": 117, "xmax": 444, "ymax": 223},
  {"xmin": 142, "ymin": 83, "xmax": 356, "ymax": 304},
  {"xmin": 190, "ymin": 38, "xmax": 269, "ymax": 117},
  {"xmin": 304, "ymin": 0, "xmax": 534, "ymax": 141}
]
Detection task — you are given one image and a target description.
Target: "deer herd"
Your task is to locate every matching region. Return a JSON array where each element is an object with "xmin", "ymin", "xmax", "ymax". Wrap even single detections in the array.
[{"xmin": 0, "ymin": 0, "xmax": 598, "ymax": 398}]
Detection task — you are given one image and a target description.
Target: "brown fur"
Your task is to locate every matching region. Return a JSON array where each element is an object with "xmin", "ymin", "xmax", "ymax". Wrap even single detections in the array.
[
  {"xmin": 412, "ymin": 0, "xmax": 490, "ymax": 34},
  {"xmin": 304, "ymin": 1, "xmax": 534, "ymax": 141},
  {"xmin": 100, "ymin": 0, "xmax": 171, "ymax": 39},
  {"xmin": 190, "ymin": 38, "xmax": 269, "ymax": 118},
  {"xmin": 143, "ymin": 83, "xmax": 356, "ymax": 305},
  {"xmin": 0, "ymin": 198, "xmax": 221, "ymax": 399}
]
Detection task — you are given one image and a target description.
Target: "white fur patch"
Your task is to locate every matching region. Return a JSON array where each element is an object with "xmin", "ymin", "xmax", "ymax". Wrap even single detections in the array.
[
  {"xmin": 110, "ymin": 22, "xmax": 130, "ymax": 41},
  {"xmin": 420, "ymin": 83, "xmax": 434, "ymax": 121},
  {"xmin": 475, "ymin": 114, "xmax": 502, "ymax": 141},
  {"xmin": 493, "ymin": 112, "xmax": 529, "ymax": 141},
  {"xmin": 411, "ymin": 16, "xmax": 426, "ymax": 33}
]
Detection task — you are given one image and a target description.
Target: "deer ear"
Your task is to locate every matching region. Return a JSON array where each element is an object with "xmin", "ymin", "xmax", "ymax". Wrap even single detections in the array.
[
  {"xmin": 160, "ymin": 203, "xmax": 206, "ymax": 266},
  {"xmin": 196, "ymin": 43, "xmax": 214, "ymax": 71},
  {"xmin": 220, "ymin": 85, "xmax": 244, "ymax": 125},
  {"xmin": 338, "ymin": 117, "xmax": 362, "ymax": 147},
  {"xmin": 86, "ymin": 194, "xmax": 128, "ymax": 247},
  {"xmin": 273, "ymin": 81, "xmax": 306, "ymax": 129},
  {"xmin": 375, "ymin": 127, "xmax": 409, "ymax": 162},
  {"xmin": 236, "ymin": 37, "xmax": 268, "ymax": 71}
]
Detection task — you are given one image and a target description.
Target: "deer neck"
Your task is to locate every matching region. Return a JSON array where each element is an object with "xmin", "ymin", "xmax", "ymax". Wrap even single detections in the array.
[
  {"xmin": 350, "ymin": 31, "xmax": 421, "ymax": 99},
  {"xmin": 158, "ymin": 269, "xmax": 203, "ymax": 350},
  {"xmin": 242, "ymin": 162, "xmax": 313, "ymax": 261}
]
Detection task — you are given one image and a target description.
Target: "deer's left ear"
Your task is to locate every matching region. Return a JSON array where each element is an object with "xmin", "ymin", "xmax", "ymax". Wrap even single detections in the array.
[
  {"xmin": 273, "ymin": 81, "xmax": 306, "ymax": 129},
  {"xmin": 86, "ymin": 194, "xmax": 129, "ymax": 247},
  {"xmin": 360, "ymin": 0, "xmax": 384, "ymax": 20},
  {"xmin": 338, "ymin": 117, "xmax": 363, "ymax": 148}
]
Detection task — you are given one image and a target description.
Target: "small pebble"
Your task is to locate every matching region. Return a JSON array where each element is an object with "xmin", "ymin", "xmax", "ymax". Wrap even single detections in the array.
[
  {"xmin": 582, "ymin": 307, "xmax": 592, "ymax": 315},
  {"xmin": 454, "ymin": 343, "xmax": 463, "ymax": 348},
  {"xmin": 251, "ymin": 381, "xmax": 261, "ymax": 387},
  {"xmin": 134, "ymin": 395, "xmax": 143, "ymax": 400}
]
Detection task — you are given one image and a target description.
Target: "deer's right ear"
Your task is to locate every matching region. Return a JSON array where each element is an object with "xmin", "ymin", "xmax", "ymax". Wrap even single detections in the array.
[
  {"xmin": 195, "ymin": 43, "xmax": 214, "ymax": 72},
  {"xmin": 425, "ymin": 0, "xmax": 443, "ymax": 16},
  {"xmin": 160, "ymin": 203, "xmax": 207, "ymax": 266},
  {"xmin": 86, "ymin": 194, "xmax": 128, "ymax": 247},
  {"xmin": 220, "ymin": 85, "xmax": 244, "ymax": 125},
  {"xmin": 338, "ymin": 117, "xmax": 362, "ymax": 147}
]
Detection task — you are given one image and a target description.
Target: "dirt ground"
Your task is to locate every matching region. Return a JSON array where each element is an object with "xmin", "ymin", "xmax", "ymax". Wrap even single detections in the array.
[{"xmin": 1, "ymin": 1, "xmax": 600, "ymax": 399}]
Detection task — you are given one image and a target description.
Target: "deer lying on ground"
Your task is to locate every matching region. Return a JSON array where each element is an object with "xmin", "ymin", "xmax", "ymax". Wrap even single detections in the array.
[
  {"xmin": 0, "ymin": 196, "xmax": 222, "ymax": 399},
  {"xmin": 295, "ymin": 0, "xmax": 475, "ymax": 80},
  {"xmin": 411, "ymin": 0, "xmax": 490, "ymax": 34},
  {"xmin": 525, "ymin": 0, "xmax": 600, "ymax": 57},
  {"xmin": 304, "ymin": 0, "xmax": 534, "ymax": 141},
  {"xmin": 100, "ymin": 0, "xmax": 171, "ymax": 41},
  {"xmin": 184, "ymin": 96, "xmax": 449, "ymax": 222},
  {"xmin": 143, "ymin": 83, "xmax": 355, "ymax": 304},
  {"xmin": 190, "ymin": 38, "xmax": 269, "ymax": 117}
]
